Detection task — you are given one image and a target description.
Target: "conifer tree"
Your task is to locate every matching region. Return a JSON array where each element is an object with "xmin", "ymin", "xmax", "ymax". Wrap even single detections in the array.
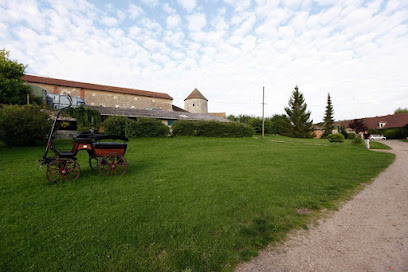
[
  {"xmin": 283, "ymin": 85, "xmax": 314, "ymax": 138},
  {"xmin": 322, "ymin": 93, "xmax": 334, "ymax": 137}
]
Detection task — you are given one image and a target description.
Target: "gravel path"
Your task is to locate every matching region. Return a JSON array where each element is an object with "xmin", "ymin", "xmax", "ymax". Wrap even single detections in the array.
[{"xmin": 236, "ymin": 140, "xmax": 408, "ymax": 272}]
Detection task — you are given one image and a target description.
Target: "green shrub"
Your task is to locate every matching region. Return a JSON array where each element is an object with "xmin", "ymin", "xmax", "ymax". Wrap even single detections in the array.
[
  {"xmin": 125, "ymin": 118, "xmax": 169, "ymax": 138},
  {"xmin": 67, "ymin": 106, "xmax": 101, "ymax": 131},
  {"xmin": 248, "ymin": 118, "xmax": 273, "ymax": 134},
  {"xmin": 102, "ymin": 116, "xmax": 169, "ymax": 138},
  {"xmin": 172, "ymin": 120, "xmax": 254, "ymax": 137},
  {"xmin": 171, "ymin": 120, "xmax": 197, "ymax": 136},
  {"xmin": 383, "ymin": 129, "xmax": 398, "ymax": 139},
  {"xmin": 102, "ymin": 116, "xmax": 132, "ymax": 137},
  {"xmin": 347, "ymin": 133, "xmax": 356, "ymax": 140},
  {"xmin": 340, "ymin": 128, "xmax": 348, "ymax": 139},
  {"xmin": 370, "ymin": 127, "xmax": 408, "ymax": 139},
  {"xmin": 353, "ymin": 136, "xmax": 363, "ymax": 144},
  {"xmin": 328, "ymin": 133, "xmax": 345, "ymax": 143},
  {"xmin": 0, "ymin": 105, "xmax": 51, "ymax": 146}
]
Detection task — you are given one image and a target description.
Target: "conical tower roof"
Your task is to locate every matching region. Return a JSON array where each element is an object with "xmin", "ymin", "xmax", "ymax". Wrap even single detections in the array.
[{"xmin": 184, "ymin": 88, "xmax": 208, "ymax": 101}]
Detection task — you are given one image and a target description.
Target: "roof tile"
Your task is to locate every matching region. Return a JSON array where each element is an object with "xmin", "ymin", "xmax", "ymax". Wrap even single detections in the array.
[
  {"xmin": 91, "ymin": 106, "xmax": 230, "ymax": 122},
  {"xmin": 184, "ymin": 88, "xmax": 207, "ymax": 101}
]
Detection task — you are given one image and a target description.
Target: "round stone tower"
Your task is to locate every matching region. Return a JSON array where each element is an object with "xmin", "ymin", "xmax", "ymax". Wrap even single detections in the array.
[{"xmin": 184, "ymin": 88, "xmax": 208, "ymax": 114}]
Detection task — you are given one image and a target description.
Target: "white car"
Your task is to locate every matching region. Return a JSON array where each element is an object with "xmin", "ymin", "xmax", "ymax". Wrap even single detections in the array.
[{"xmin": 369, "ymin": 134, "xmax": 386, "ymax": 141}]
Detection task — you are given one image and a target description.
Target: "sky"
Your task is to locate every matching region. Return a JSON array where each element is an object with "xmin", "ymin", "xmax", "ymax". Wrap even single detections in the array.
[{"xmin": 1, "ymin": 0, "xmax": 407, "ymax": 122}]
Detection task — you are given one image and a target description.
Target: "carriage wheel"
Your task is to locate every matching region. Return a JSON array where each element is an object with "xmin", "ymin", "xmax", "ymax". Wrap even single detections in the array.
[
  {"xmin": 98, "ymin": 154, "xmax": 127, "ymax": 176},
  {"xmin": 89, "ymin": 157, "xmax": 99, "ymax": 171},
  {"xmin": 46, "ymin": 158, "xmax": 80, "ymax": 184}
]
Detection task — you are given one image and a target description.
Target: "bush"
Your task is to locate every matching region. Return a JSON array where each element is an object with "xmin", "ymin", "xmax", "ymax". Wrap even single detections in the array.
[
  {"xmin": 171, "ymin": 120, "xmax": 197, "ymax": 136},
  {"xmin": 248, "ymin": 118, "xmax": 273, "ymax": 134},
  {"xmin": 328, "ymin": 133, "xmax": 345, "ymax": 143},
  {"xmin": 67, "ymin": 106, "xmax": 101, "ymax": 131},
  {"xmin": 172, "ymin": 120, "xmax": 254, "ymax": 137},
  {"xmin": 0, "ymin": 105, "xmax": 51, "ymax": 146},
  {"xmin": 125, "ymin": 118, "xmax": 169, "ymax": 138},
  {"xmin": 347, "ymin": 133, "xmax": 356, "ymax": 140},
  {"xmin": 102, "ymin": 116, "xmax": 131, "ymax": 137},
  {"xmin": 102, "ymin": 116, "xmax": 170, "ymax": 138},
  {"xmin": 353, "ymin": 136, "xmax": 363, "ymax": 144},
  {"xmin": 383, "ymin": 129, "xmax": 398, "ymax": 139},
  {"xmin": 340, "ymin": 128, "xmax": 348, "ymax": 139}
]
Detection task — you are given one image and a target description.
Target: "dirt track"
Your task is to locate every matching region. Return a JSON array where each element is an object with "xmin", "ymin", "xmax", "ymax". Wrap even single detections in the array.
[{"xmin": 236, "ymin": 140, "xmax": 408, "ymax": 272}]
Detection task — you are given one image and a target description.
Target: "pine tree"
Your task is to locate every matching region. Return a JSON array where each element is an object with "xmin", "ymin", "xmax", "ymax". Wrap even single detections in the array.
[
  {"xmin": 283, "ymin": 85, "xmax": 314, "ymax": 138},
  {"xmin": 322, "ymin": 93, "xmax": 334, "ymax": 137}
]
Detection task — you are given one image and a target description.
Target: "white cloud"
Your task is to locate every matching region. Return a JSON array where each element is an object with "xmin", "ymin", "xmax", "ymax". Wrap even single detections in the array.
[
  {"xmin": 140, "ymin": 0, "xmax": 159, "ymax": 7},
  {"xmin": 1, "ymin": 0, "xmax": 407, "ymax": 121},
  {"xmin": 162, "ymin": 3, "xmax": 176, "ymax": 14},
  {"xmin": 166, "ymin": 14, "xmax": 181, "ymax": 28},
  {"xmin": 186, "ymin": 13, "xmax": 207, "ymax": 32},
  {"xmin": 233, "ymin": 14, "xmax": 256, "ymax": 36},
  {"xmin": 177, "ymin": 0, "xmax": 197, "ymax": 11},
  {"xmin": 101, "ymin": 16, "xmax": 118, "ymax": 27},
  {"xmin": 224, "ymin": 0, "xmax": 252, "ymax": 11},
  {"xmin": 129, "ymin": 4, "xmax": 143, "ymax": 18}
]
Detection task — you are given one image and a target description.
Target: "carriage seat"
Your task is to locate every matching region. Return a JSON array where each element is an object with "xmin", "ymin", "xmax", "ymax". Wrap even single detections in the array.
[
  {"xmin": 54, "ymin": 150, "xmax": 77, "ymax": 158},
  {"xmin": 93, "ymin": 142, "xmax": 127, "ymax": 149}
]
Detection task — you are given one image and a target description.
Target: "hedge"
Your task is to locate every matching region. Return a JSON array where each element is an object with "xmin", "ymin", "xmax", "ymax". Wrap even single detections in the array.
[
  {"xmin": 102, "ymin": 116, "xmax": 130, "ymax": 137},
  {"xmin": 0, "ymin": 105, "xmax": 51, "ymax": 146},
  {"xmin": 172, "ymin": 120, "xmax": 254, "ymax": 137},
  {"xmin": 328, "ymin": 133, "xmax": 345, "ymax": 143},
  {"xmin": 368, "ymin": 126, "xmax": 408, "ymax": 139},
  {"xmin": 102, "ymin": 116, "xmax": 169, "ymax": 138},
  {"xmin": 67, "ymin": 106, "xmax": 101, "ymax": 131},
  {"xmin": 125, "ymin": 118, "xmax": 169, "ymax": 138},
  {"xmin": 347, "ymin": 132, "xmax": 357, "ymax": 139}
]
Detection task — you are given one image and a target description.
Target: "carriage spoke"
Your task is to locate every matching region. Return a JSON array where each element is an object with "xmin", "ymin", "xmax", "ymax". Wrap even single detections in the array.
[
  {"xmin": 46, "ymin": 158, "xmax": 80, "ymax": 184},
  {"xmin": 98, "ymin": 154, "xmax": 127, "ymax": 176}
]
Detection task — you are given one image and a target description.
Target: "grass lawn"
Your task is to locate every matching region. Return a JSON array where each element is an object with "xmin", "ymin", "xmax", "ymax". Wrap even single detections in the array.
[
  {"xmin": 369, "ymin": 141, "xmax": 392, "ymax": 149},
  {"xmin": 0, "ymin": 136, "xmax": 394, "ymax": 271}
]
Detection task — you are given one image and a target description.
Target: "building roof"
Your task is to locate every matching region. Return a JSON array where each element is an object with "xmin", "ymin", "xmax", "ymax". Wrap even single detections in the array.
[
  {"xmin": 184, "ymin": 88, "xmax": 208, "ymax": 101},
  {"xmin": 209, "ymin": 112, "xmax": 226, "ymax": 118},
  {"xmin": 172, "ymin": 105, "xmax": 188, "ymax": 112},
  {"xmin": 362, "ymin": 113, "xmax": 408, "ymax": 129},
  {"xmin": 91, "ymin": 106, "xmax": 230, "ymax": 122},
  {"xmin": 334, "ymin": 113, "xmax": 408, "ymax": 130},
  {"xmin": 23, "ymin": 75, "xmax": 173, "ymax": 100}
]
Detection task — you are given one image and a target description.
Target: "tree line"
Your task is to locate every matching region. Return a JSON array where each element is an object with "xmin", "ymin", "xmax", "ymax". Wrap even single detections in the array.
[
  {"xmin": 2, "ymin": 48, "xmax": 407, "ymax": 140},
  {"xmin": 228, "ymin": 85, "xmax": 315, "ymax": 138}
]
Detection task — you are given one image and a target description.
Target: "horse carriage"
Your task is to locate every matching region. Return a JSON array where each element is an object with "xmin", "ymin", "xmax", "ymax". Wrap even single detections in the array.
[{"xmin": 40, "ymin": 96, "xmax": 128, "ymax": 184}]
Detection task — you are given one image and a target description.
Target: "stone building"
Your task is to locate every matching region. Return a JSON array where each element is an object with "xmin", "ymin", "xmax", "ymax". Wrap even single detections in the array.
[
  {"xmin": 23, "ymin": 75, "xmax": 173, "ymax": 111},
  {"xmin": 23, "ymin": 75, "xmax": 229, "ymax": 124},
  {"xmin": 184, "ymin": 88, "xmax": 208, "ymax": 114}
]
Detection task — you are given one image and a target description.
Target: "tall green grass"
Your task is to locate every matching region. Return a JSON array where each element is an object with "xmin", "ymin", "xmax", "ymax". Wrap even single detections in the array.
[{"xmin": 0, "ymin": 136, "xmax": 394, "ymax": 271}]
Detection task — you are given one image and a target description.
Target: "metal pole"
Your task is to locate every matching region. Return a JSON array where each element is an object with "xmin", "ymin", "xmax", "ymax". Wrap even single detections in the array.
[{"xmin": 262, "ymin": 86, "xmax": 265, "ymax": 139}]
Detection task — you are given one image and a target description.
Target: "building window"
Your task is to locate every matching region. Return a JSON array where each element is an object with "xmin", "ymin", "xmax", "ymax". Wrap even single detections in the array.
[
  {"xmin": 167, "ymin": 120, "xmax": 174, "ymax": 126},
  {"xmin": 379, "ymin": 122, "xmax": 386, "ymax": 128},
  {"xmin": 193, "ymin": 104, "xmax": 195, "ymax": 106}
]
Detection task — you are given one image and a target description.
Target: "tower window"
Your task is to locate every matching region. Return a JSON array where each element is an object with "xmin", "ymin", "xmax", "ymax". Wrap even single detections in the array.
[{"xmin": 193, "ymin": 104, "xmax": 195, "ymax": 106}]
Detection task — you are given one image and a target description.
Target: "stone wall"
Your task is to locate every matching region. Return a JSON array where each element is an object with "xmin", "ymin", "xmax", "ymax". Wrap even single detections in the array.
[
  {"xmin": 184, "ymin": 98, "xmax": 208, "ymax": 113},
  {"xmin": 30, "ymin": 83, "xmax": 172, "ymax": 111},
  {"xmin": 84, "ymin": 89, "xmax": 172, "ymax": 111}
]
